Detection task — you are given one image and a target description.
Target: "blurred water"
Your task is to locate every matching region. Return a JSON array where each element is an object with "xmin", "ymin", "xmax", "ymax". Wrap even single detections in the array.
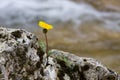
[{"xmin": 0, "ymin": 0, "xmax": 120, "ymax": 31}]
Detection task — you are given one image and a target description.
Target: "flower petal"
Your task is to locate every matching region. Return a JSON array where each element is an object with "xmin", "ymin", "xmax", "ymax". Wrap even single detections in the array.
[{"xmin": 38, "ymin": 21, "xmax": 53, "ymax": 30}]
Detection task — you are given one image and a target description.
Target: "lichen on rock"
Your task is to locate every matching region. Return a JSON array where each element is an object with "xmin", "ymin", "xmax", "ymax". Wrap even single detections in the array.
[{"xmin": 0, "ymin": 27, "xmax": 119, "ymax": 80}]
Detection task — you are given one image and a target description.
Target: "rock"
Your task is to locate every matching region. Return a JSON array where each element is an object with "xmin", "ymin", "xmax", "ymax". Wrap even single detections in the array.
[
  {"xmin": 0, "ymin": 27, "xmax": 119, "ymax": 80},
  {"xmin": 49, "ymin": 49, "xmax": 120, "ymax": 80},
  {"xmin": 0, "ymin": 27, "xmax": 45, "ymax": 80}
]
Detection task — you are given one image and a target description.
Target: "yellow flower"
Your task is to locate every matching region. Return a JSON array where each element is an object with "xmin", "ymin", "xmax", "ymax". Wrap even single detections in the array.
[{"xmin": 38, "ymin": 21, "xmax": 53, "ymax": 30}]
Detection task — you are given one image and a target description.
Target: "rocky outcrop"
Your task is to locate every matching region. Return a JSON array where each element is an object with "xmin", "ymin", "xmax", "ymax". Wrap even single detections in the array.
[{"xmin": 0, "ymin": 27, "xmax": 119, "ymax": 80}]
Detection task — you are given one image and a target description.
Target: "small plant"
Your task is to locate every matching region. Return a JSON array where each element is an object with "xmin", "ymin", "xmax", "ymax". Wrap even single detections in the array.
[
  {"xmin": 56, "ymin": 56, "xmax": 71, "ymax": 67},
  {"xmin": 38, "ymin": 21, "xmax": 53, "ymax": 56},
  {"xmin": 39, "ymin": 41, "xmax": 46, "ymax": 52}
]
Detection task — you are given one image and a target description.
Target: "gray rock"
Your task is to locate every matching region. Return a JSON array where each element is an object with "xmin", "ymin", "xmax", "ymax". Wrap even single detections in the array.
[{"xmin": 0, "ymin": 27, "xmax": 119, "ymax": 80}]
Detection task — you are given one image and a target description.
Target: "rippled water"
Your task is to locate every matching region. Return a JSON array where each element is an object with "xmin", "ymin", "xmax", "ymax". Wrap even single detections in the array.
[
  {"xmin": 0, "ymin": 0, "xmax": 120, "ymax": 30},
  {"xmin": 0, "ymin": 0, "xmax": 120, "ymax": 73}
]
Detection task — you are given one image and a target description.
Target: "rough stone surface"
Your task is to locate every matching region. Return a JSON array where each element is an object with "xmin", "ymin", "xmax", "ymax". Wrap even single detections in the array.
[
  {"xmin": 0, "ymin": 27, "xmax": 45, "ymax": 80},
  {"xmin": 0, "ymin": 27, "xmax": 119, "ymax": 80}
]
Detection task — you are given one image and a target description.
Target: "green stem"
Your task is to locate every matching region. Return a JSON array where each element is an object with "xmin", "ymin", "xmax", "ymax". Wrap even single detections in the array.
[
  {"xmin": 45, "ymin": 33, "xmax": 49, "ymax": 65},
  {"xmin": 45, "ymin": 33, "xmax": 48, "ymax": 55}
]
